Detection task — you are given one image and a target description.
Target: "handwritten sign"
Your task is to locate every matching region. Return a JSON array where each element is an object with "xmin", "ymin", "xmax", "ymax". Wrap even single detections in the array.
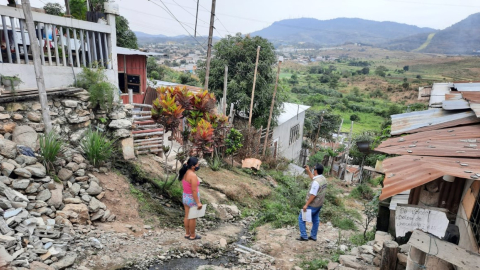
[{"xmin": 395, "ymin": 206, "xmax": 449, "ymax": 238}]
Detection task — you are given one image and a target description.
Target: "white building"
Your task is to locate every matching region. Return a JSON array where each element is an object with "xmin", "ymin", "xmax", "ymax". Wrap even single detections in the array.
[{"xmin": 271, "ymin": 103, "xmax": 310, "ymax": 162}]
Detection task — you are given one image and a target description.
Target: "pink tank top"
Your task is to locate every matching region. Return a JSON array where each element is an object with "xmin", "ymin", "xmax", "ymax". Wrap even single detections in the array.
[{"xmin": 182, "ymin": 179, "xmax": 199, "ymax": 194}]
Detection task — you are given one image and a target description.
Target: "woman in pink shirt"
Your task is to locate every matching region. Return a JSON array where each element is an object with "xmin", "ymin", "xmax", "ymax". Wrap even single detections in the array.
[{"xmin": 179, "ymin": 157, "xmax": 203, "ymax": 240}]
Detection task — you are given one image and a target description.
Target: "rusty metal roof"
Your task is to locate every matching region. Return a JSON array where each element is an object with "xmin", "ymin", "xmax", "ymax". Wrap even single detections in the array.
[
  {"xmin": 376, "ymin": 125, "xmax": 480, "ymax": 158},
  {"xmin": 391, "ymin": 109, "xmax": 480, "ymax": 135},
  {"xmin": 379, "ymin": 155, "xmax": 480, "ymax": 201}
]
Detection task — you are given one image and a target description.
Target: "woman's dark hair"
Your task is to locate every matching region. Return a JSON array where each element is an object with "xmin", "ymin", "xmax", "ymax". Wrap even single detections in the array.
[
  {"xmin": 314, "ymin": 164, "xmax": 324, "ymax": 175},
  {"xmin": 178, "ymin": 157, "xmax": 199, "ymax": 181}
]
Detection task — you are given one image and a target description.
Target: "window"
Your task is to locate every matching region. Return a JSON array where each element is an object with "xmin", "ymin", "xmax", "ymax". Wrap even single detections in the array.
[
  {"xmin": 289, "ymin": 124, "xmax": 300, "ymax": 145},
  {"xmin": 468, "ymin": 181, "xmax": 480, "ymax": 247},
  {"xmin": 118, "ymin": 73, "xmax": 141, "ymax": 94}
]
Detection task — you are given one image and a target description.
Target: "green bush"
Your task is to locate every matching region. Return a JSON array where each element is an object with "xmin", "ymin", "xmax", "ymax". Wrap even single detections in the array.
[
  {"xmin": 332, "ymin": 217, "xmax": 357, "ymax": 230},
  {"xmin": 80, "ymin": 130, "xmax": 115, "ymax": 167},
  {"xmin": 349, "ymin": 230, "xmax": 375, "ymax": 246},
  {"xmin": 350, "ymin": 184, "xmax": 374, "ymax": 200},
  {"xmin": 253, "ymin": 173, "xmax": 308, "ymax": 228},
  {"xmin": 300, "ymin": 258, "xmax": 329, "ymax": 270},
  {"xmin": 38, "ymin": 131, "xmax": 64, "ymax": 172},
  {"xmin": 208, "ymin": 155, "xmax": 223, "ymax": 171},
  {"xmin": 77, "ymin": 66, "xmax": 116, "ymax": 111},
  {"xmin": 308, "ymin": 151, "xmax": 326, "ymax": 167},
  {"xmin": 369, "ymin": 176, "xmax": 383, "ymax": 187}
]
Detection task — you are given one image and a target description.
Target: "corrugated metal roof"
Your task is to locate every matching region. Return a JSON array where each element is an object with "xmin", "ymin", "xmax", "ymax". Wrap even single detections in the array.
[
  {"xmin": 117, "ymin": 47, "xmax": 162, "ymax": 56},
  {"xmin": 453, "ymin": 82, "xmax": 480, "ymax": 92},
  {"xmin": 379, "ymin": 155, "xmax": 480, "ymax": 200},
  {"xmin": 391, "ymin": 109, "xmax": 480, "ymax": 135},
  {"xmin": 277, "ymin": 103, "xmax": 310, "ymax": 125},
  {"xmin": 429, "ymin": 83, "xmax": 451, "ymax": 107},
  {"xmin": 377, "ymin": 125, "xmax": 480, "ymax": 158}
]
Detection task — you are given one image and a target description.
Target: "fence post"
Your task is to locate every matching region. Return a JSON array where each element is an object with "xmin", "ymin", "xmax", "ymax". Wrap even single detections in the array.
[
  {"xmin": 21, "ymin": 0, "xmax": 52, "ymax": 133},
  {"xmin": 128, "ymin": 89, "xmax": 133, "ymax": 104},
  {"xmin": 104, "ymin": 2, "xmax": 119, "ymax": 102}
]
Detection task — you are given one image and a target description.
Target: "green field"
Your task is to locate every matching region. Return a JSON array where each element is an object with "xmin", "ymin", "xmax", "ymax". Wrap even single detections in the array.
[{"xmin": 277, "ymin": 46, "xmax": 480, "ymax": 135}]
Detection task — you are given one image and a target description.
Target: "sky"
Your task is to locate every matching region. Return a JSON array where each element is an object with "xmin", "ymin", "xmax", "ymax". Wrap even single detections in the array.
[{"xmin": 28, "ymin": 0, "xmax": 480, "ymax": 38}]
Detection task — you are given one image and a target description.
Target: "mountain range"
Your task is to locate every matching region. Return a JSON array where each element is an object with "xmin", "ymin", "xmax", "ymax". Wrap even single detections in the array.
[
  {"xmin": 250, "ymin": 18, "xmax": 435, "ymax": 46},
  {"xmin": 135, "ymin": 13, "xmax": 480, "ymax": 55},
  {"xmin": 381, "ymin": 13, "xmax": 480, "ymax": 54}
]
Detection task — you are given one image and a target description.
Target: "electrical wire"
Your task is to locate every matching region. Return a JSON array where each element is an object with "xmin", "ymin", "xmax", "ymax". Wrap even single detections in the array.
[
  {"xmin": 147, "ymin": 0, "xmax": 207, "ymax": 49},
  {"xmin": 385, "ymin": 0, "xmax": 480, "ymax": 8}
]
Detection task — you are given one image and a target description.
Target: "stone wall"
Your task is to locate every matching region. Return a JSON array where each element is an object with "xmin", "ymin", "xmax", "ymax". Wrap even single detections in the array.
[
  {"xmin": 0, "ymin": 90, "xmax": 133, "ymax": 145},
  {"xmin": 0, "ymin": 92, "xmax": 134, "ymax": 268}
]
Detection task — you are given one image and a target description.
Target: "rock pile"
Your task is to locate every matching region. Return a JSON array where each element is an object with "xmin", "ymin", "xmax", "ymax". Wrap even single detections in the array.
[
  {"xmin": 328, "ymin": 231, "xmax": 409, "ymax": 270},
  {"xmin": 0, "ymin": 133, "xmax": 116, "ymax": 268}
]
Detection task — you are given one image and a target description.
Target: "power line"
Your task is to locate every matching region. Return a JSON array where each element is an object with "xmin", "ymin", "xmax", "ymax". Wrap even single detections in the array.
[
  {"xmin": 170, "ymin": 0, "xmax": 209, "ymax": 25},
  {"xmin": 148, "ymin": 0, "xmax": 207, "ymax": 49},
  {"xmin": 191, "ymin": 0, "xmax": 231, "ymax": 36}
]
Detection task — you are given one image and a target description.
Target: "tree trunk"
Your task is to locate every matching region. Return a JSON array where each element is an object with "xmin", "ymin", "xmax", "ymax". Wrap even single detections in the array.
[{"xmin": 380, "ymin": 240, "xmax": 399, "ymax": 270}]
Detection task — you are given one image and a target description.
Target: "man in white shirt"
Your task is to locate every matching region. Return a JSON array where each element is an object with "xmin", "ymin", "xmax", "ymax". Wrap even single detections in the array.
[{"xmin": 297, "ymin": 164, "xmax": 328, "ymax": 241}]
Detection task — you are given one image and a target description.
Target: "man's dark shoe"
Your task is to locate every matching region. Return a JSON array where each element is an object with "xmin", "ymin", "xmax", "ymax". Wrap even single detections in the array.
[
  {"xmin": 296, "ymin": 237, "xmax": 308, "ymax": 241},
  {"xmin": 308, "ymin": 236, "xmax": 317, "ymax": 241}
]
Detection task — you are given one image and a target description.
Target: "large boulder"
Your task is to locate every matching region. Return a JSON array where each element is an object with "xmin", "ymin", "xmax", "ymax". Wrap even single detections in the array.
[
  {"xmin": 1, "ymin": 162, "xmax": 15, "ymax": 177},
  {"xmin": 25, "ymin": 163, "xmax": 47, "ymax": 178},
  {"xmin": 109, "ymin": 119, "xmax": 132, "ymax": 129},
  {"xmin": 60, "ymin": 204, "xmax": 89, "ymax": 224},
  {"xmin": 86, "ymin": 181, "xmax": 102, "ymax": 195},
  {"xmin": 12, "ymin": 125, "xmax": 38, "ymax": 150},
  {"xmin": 0, "ymin": 139, "xmax": 16, "ymax": 159},
  {"xmin": 47, "ymin": 183, "xmax": 63, "ymax": 209},
  {"xmin": 50, "ymin": 253, "xmax": 77, "ymax": 269},
  {"xmin": 13, "ymin": 168, "xmax": 31, "ymax": 178},
  {"xmin": 57, "ymin": 169, "xmax": 73, "ymax": 181},
  {"xmin": 36, "ymin": 189, "xmax": 52, "ymax": 202},
  {"xmin": 88, "ymin": 197, "xmax": 106, "ymax": 213}
]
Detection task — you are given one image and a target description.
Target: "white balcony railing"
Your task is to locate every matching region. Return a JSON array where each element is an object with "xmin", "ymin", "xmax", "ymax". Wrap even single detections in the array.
[{"xmin": 0, "ymin": 5, "xmax": 115, "ymax": 69}]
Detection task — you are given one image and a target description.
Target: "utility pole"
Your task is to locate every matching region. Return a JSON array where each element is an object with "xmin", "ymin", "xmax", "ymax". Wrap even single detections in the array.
[
  {"xmin": 248, "ymin": 46, "xmax": 261, "ymax": 127},
  {"xmin": 194, "ymin": 0, "xmax": 200, "ymax": 37},
  {"xmin": 21, "ymin": 0, "xmax": 52, "ymax": 133},
  {"xmin": 222, "ymin": 65, "xmax": 228, "ymax": 115},
  {"xmin": 64, "ymin": 0, "xmax": 71, "ymax": 16},
  {"xmin": 312, "ymin": 111, "xmax": 325, "ymax": 153},
  {"xmin": 263, "ymin": 56, "xmax": 283, "ymax": 156},
  {"xmin": 203, "ymin": 0, "xmax": 216, "ymax": 90}
]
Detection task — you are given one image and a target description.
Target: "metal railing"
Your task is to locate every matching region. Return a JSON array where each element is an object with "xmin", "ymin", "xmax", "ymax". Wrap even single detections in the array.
[{"xmin": 0, "ymin": 5, "xmax": 113, "ymax": 68}]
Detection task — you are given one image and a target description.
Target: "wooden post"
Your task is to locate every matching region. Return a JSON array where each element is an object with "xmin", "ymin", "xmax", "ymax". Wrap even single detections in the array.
[
  {"xmin": 223, "ymin": 65, "xmax": 228, "ymax": 115},
  {"xmin": 21, "ymin": 0, "xmax": 52, "ymax": 133},
  {"xmin": 64, "ymin": 0, "xmax": 71, "ymax": 16},
  {"xmin": 203, "ymin": 0, "xmax": 216, "ymax": 90},
  {"xmin": 406, "ymin": 246, "xmax": 425, "ymax": 270},
  {"xmin": 380, "ymin": 240, "xmax": 399, "ymax": 270},
  {"xmin": 128, "ymin": 89, "xmax": 133, "ymax": 104},
  {"xmin": 257, "ymin": 126, "xmax": 263, "ymax": 156},
  {"xmin": 229, "ymin": 103, "xmax": 234, "ymax": 124},
  {"xmin": 248, "ymin": 46, "xmax": 261, "ymax": 127},
  {"xmin": 263, "ymin": 58, "xmax": 282, "ymax": 156}
]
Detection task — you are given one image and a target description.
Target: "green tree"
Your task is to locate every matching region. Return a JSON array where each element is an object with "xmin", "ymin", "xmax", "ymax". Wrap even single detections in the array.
[
  {"xmin": 350, "ymin": 114, "xmax": 360, "ymax": 122},
  {"xmin": 116, "ymin": 16, "xmax": 138, "ymax": 49},
  {"xmin": 69, "ymin": 0, "xmax": 87, "ymax": 20},
  {"xmin": 178, "ymin": 73, "xmax": 199, "ymax": 86},
  {"xmin": 375, "ymin": 66, "xmax": 388, "ymax": 77},
  {"xmin": 197, "ymin": 34, "xmax": 285, "ymax": 127},
  {"xmin": 403, "ymin": 65, "xmax": 409, "ymax": 71},
  {"xmin": 225, "ymin": 128, "xmax": 243, "ymax": 166},
  {"xmin": 43, "ymin": 2, "xmax": 64, "ymax": 16},
  {"xmin": 304, "ymin": 110, "xmax": 342, "ymax": 143}
]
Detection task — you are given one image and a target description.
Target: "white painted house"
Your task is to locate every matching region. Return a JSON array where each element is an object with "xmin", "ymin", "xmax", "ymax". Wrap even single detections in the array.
[{"xmin": 271, "ymin": 102, "xmax": 310, "ymax": 162}]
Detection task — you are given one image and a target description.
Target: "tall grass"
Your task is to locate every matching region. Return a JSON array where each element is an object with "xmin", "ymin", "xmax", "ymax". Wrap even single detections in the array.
[
  {"xmin": 80, "ymin": 130, "xmax": 115, "ymax": 167},
  {"xmin": 38, "ymin": 131, "xmax": 64, "ymax": 172}
]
